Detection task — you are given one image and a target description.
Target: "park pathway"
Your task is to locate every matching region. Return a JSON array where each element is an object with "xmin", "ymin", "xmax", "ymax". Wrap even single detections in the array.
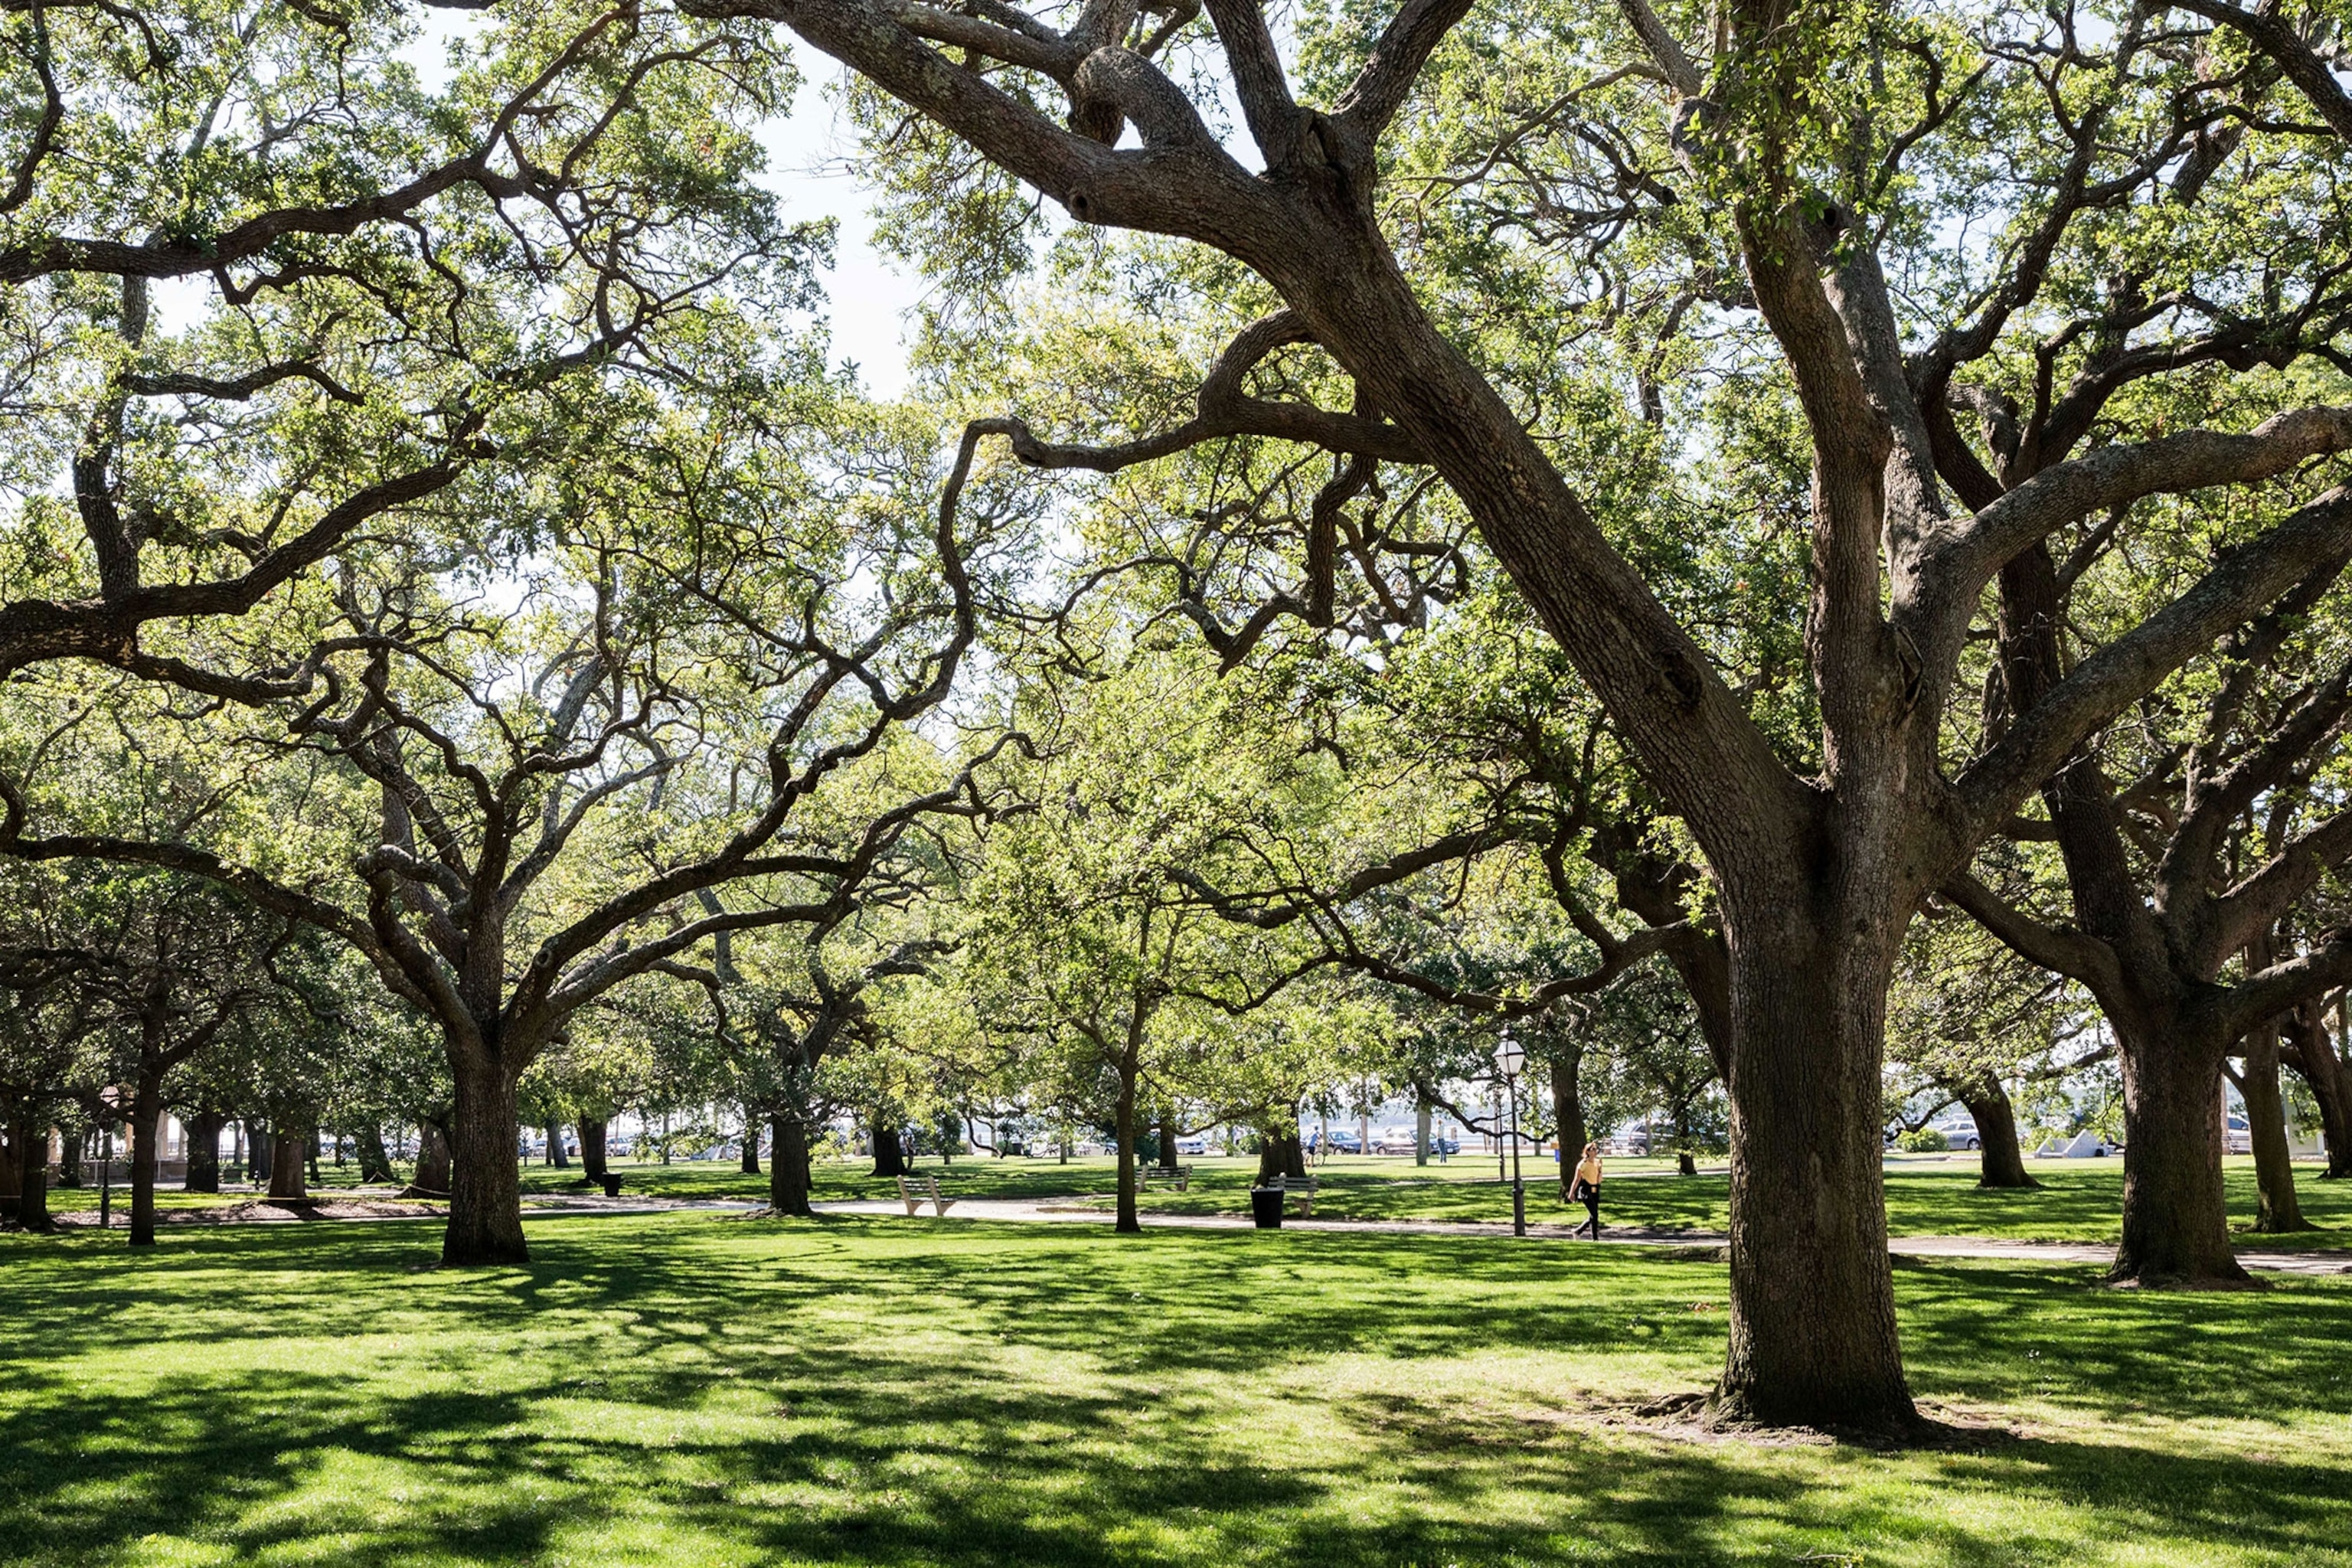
[{"xmin": 805, "ymin": 1195, "xmax": 2352, "ymax": 1276}]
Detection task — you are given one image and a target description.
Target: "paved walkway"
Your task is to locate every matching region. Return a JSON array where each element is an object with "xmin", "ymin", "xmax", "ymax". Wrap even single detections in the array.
[
  {"xmin": 67, "ymin": 1184, "xmax": 2351, "ymax": 1274},
  {"xmin": 806, "ymin": 1197, "xmax": 2352, "ymax": 1276}
]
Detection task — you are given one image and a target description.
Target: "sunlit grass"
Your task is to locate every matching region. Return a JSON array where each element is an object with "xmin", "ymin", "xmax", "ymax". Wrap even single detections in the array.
[{"xmin": 4, "ymin": 1214, "xmax": 2349, "ymax": 1566}]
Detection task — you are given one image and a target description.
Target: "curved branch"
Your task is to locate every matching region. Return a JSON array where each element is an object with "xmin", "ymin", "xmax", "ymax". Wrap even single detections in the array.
[{"xmin": 2164, "ymin": 0, "xmax": 2352, "ymax": 142}]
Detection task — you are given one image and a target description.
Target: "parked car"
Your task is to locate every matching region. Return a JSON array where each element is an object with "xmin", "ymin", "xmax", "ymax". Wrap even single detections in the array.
[
  {"xmin": 1931, "ymin": 1114, "xmax": 1983, "ymax": 1151},
  {"xmin": 1175, "ymin": 1135, "xmax": 1209, "ymax": 1156},
  {"xmin": 1306, "ymin": 1129, "xmax": 1364, "ymax": 1155},
  {"xmin": 1370, "ymin": 1127, "xmax": 1420, "ymax": 1155},
  {"xmin": 2225, "ymin": 1115, "xmax": 2252, "ymax": 1155}
]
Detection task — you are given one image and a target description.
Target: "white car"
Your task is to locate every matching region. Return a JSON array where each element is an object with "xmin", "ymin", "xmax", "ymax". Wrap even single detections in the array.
[{"xmin": 1370, "ymin": 1127, "xmax": 1421, "ymax": 1155}]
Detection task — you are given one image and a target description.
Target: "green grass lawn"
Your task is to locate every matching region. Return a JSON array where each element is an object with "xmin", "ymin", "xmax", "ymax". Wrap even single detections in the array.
[{"xmin": 3, "ymin": 1214, "xmax": 2348, "ymax": 1566}]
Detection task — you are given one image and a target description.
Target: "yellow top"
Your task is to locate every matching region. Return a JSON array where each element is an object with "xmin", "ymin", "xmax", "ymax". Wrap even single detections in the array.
[{"xmin": 1575, "ymin": 1154, "xmax": 1602, "ymax": 1186}]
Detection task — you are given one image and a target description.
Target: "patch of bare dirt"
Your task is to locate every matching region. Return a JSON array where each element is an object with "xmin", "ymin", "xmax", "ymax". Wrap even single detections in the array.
[{"xmin": 1556, "ymin": 1390, "xmax": 2026, "ymax": 1451}]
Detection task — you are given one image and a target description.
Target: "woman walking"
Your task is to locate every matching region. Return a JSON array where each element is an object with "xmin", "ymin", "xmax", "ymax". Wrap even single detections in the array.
[{"xmin": 1570, "ymin": 1142, "xmax": 1603, "ymax": 1239}]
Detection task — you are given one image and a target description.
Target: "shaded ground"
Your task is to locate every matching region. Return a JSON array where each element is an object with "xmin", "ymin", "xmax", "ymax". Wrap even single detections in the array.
[{"xmin": 3, "ymin": 1214, "xmax": 2348, "ymax": 1566}]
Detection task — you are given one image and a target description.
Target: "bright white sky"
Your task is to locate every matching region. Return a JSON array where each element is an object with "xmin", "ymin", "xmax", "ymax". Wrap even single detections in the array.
[
  {"xmin": 758, "ymin": 67, "xmax": 927, "ymax": 397},
  {"xmin": 397, "ymin": 21, "xmax": 926, "ymax": 399}
]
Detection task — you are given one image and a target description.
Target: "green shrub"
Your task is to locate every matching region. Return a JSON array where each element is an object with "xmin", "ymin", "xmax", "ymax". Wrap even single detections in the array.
[{"xmin": 1896, "ymin": 1128, "xmax": 1949, "ymax": 1153}]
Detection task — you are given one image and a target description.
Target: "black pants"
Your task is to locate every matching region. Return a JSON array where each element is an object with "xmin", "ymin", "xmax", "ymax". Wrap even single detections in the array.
[{"xmin": 1572, "ymin": 1179, "xmax": 1599, "ymax": 1236}]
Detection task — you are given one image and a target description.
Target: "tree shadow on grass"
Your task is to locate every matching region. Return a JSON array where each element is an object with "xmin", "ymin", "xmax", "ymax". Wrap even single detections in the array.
[{"xmin": 5, "ymin": 1219, "xmax": 2351, "ymax": 1566}]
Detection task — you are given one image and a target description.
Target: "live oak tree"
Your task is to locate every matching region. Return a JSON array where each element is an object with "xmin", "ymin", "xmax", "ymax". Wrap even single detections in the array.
[
  {"xmin": 961, "ymin": 646, "xmax": 1332, "ymax": 1229},
  {"xmin": 663, "ymin": 854, "xmax": 959, "ymax": 1215},
  {"xmin": 3, "ymin": 867, "xmax": 306, "ymax": 1243},
  {"xmin": 1945, "ymin": 493, "xmax": 2352, "ymax": 1272},
  {"xmin": 2282, "ymin": 988, "xmax": 2352, "ymax": 1180},
  {"xmin": 671, "ymin": 0, "xmax": 2352, "ymax": 1423},
  {"xmin": 1885, "ymin": 899, "xmax": 2088, "ymax": 1189},
  {"xmin": 0, "ymin": 1, "xmax": 802, "ymax": 691},
  {"xmin": 0, "ymin": 359, "xmax": 1001, "ymax": 1262}
]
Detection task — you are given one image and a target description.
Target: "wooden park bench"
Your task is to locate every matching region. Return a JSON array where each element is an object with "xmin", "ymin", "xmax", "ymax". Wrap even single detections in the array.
[
  {"xmin": 1139, "ymin": 1164, "xmax": 1194, "ymax": 1191},
  {"xmin": 1268, "ymin": 1174, "xmax": 1318, "ymax": 1217},
  {"xmin": 896, "ymin": 1175, "xmax": 957, "ymax": 1217}
]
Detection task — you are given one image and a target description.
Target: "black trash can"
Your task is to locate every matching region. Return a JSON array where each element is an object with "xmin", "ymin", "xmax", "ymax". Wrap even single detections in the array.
[{"xmin": 1249, "ymin": 1187, "xmax": 1285, "ymax": 1229}]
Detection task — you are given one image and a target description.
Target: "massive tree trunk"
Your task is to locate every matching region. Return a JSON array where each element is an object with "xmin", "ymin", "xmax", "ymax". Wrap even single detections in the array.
[
  {"xmin": 355, "ymin": 1122, "xmax": 396, "ymax": 1184},
  {"xmin": 413, "ymin": 1120, "xmax": 452, "ymax": 1194},
  {"xmin": 443, "ymin": 1056, "xmax": 528, "ymax": 1265},
  {"xmin": 2112, "ymin": 1022, "xmax": 2249, "ymax": 1285},
  {"xmin": 129, "ymin": 1081, "xmax": 164, "ymax": 1246},
  {"xmin": 1715, "ymin": 926, "xmax": 1913, "ymax": 1432},
  {"xmin": 580, "ymin": 1117, "xmax": 609, "ymax": 1181},
  {"xmin": 1958, "ymin": 1077, "xmax": 2038, "ymax": 1190},
  {"xmin": 185, "ymin": 1112, "xmax": 223, "ymax": 1194},
  {"xmin": 1548, "ymin": 1050, "xmax": 1586, "ymax": 1201},
  {"xmin": 2240, "ymin": 1018, "xmax": 2311, "ymax": 1233},
  {"xmin": 2283, "ymin": 998, "xmax": 2352, "ymax": 1178},
  {"xmin": 769, "ymin": 1115, "xmax": 813, "ymax": 1217},
  {"xmin": 267, "ymin": 1130, "xmax": 308, "ymax": 1200},
  {"xmin": 870, "ymin": 1112, "xmax": 907, "ymax": 1178},
  {"xmin": 1256, "ymin": 1125, "xmax": 1308, "ymax": 1183},
  {"xmin": 546, "ymin": 1121, "xmax": 569, "ymax": 1170},
  {"xmin": 740, "ymin": 1106, "xmax": 761, "ymax": 1174}
]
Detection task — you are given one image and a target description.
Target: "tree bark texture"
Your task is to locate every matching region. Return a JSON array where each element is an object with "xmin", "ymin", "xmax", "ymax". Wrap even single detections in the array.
[
  {"xmin": 129, "ymin": 1083, "xmax": 163, "ymax": 1246},
  {"xmin": 356, "ymin": 1122, "xmax": 396, "ymax": 1184},
  {"xmin": 442, "ymin": 1060, "xmax": 528, "ymax": 1265},
  {"xmin": 1549, "ymin": 1051, "xmax": 1586, "ymax": 1200},
  {"xmin": 580, "ymin": 1117, "xmax": 609, "ymax": 1181},
  {"xmin": 769, "ymin": 1115, "xmax": 813, "ymax": 1216},
  {"xmin": 1958, "ymin": 1080, "xmax": 2039, "ymax": 1189},
  {"xmin": 870, "ymin": 1113, "xmax": 907, "ymax": 1178},
  {"xmin": 1112, "ymin": 1067, "xmax": 1139, "ymax": 1234},
  {"xmin": 2283, "ymin": 1000, "xmax": 2352, "ymax": 1178},
  {"xmin": 267, "ymin": 1131, "xmax": 308, "ymax": 1200},
  {"xmin": 10, "ymin": 1115, "xmax": 49, "ymax": 1232},
  {"xmin": 247, "ymin": 1121, "xmax": 271, "ymax": 1184},
  {"xmin": 546, "ymin": 1121, "xmax": 569, "ymax": 1170},
  {"xmin": 1156, "ymin": 1107, "xmax": 1179, "ymax": 1171},
  {"xmin": 2241, "ymin": 1020, "xmax": 2311, "ymax": 1233},
  {"xmin": 413, "ymin": 1121, "xmax": 452, "ymax": 1194},
  {"xmin": 740, "ymin": 1106, "xmax": 761, "ymax": 1174},
  {"xmin": 185, "ymin": 1111, "xmax": 223, "ymax": 1194},
  {"xmin": 1256, "ymin": 1126, "xmax": 1307, "ymax": 1183},
  {"xmin": 2114, "ymin": 1025, "xmax": 2249, "ymax": 1285},
  {"xmin": 1715, "ymin": 933, "xmax": 1913, "ymax": 1430}
]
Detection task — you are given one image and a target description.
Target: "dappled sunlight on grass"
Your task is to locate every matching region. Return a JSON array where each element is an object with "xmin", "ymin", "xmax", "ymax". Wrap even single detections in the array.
[{"xmin": 3, "ymin": 1214, "xmax": 2348, "ymax": 1565}]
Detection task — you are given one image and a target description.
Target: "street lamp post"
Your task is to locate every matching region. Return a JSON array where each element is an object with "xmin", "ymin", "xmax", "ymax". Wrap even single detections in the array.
[{"xmin": 1495, "ymin": 1035, "xmax": 1526, "ymax": 1237}]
